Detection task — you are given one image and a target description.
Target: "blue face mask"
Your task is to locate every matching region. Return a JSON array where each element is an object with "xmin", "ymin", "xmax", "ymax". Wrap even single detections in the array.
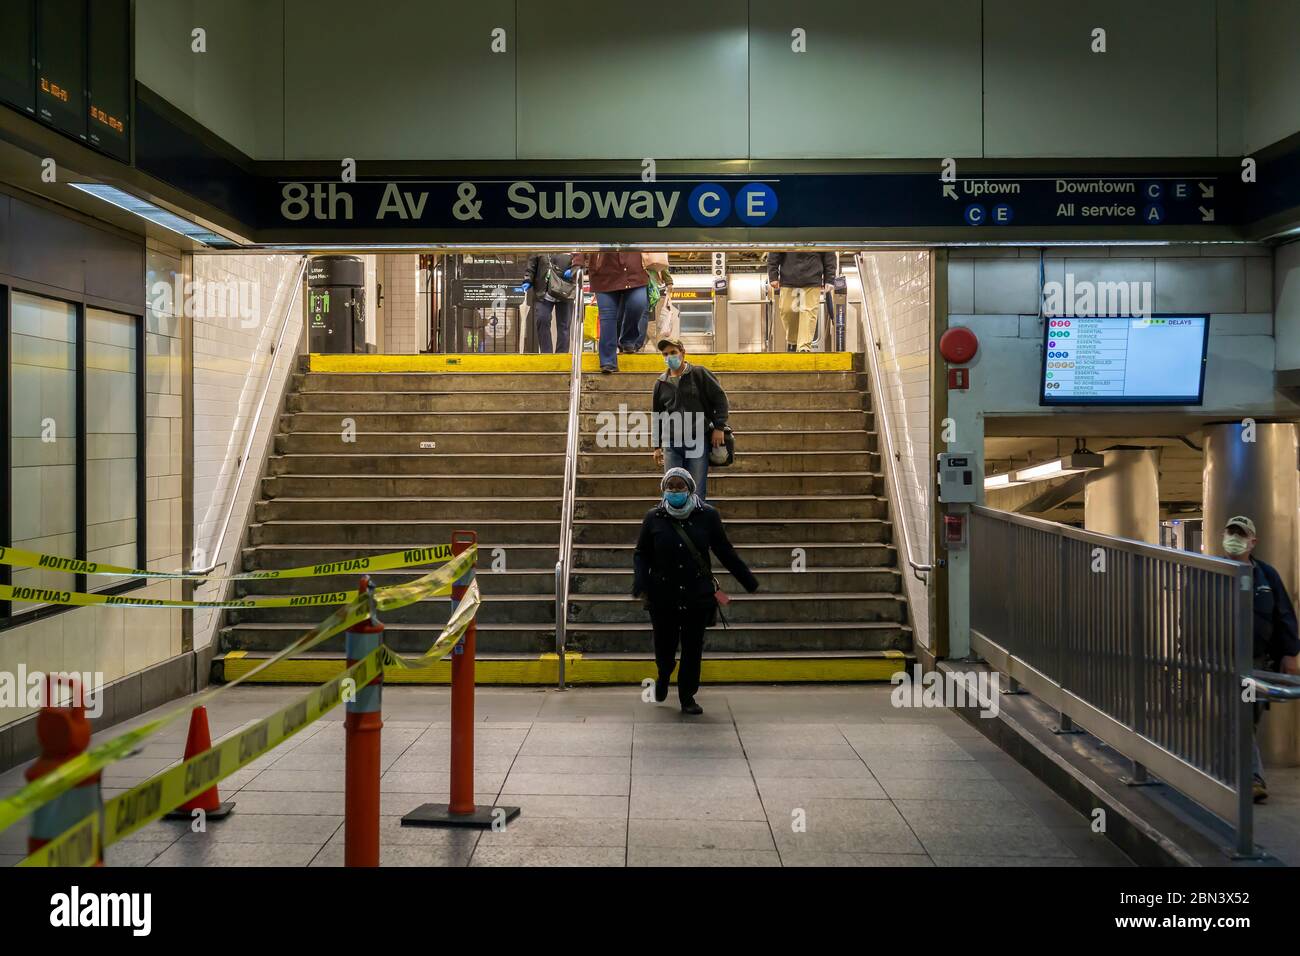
[
  {"xmin": 664, "ymin": 490, "xmax": 690, "ymax": 508},
  {"xmin": 665, "ymin": 354, "xmax": 682, "ymax": 371}
]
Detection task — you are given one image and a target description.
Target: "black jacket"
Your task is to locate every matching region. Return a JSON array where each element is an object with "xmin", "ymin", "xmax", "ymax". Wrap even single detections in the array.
[
  {"xmin": 767, "ymin": 251, "xmax": 838, "ymax": 288},
  {"xmin": 1251, "ymin": 557, "xmax": 1300, "ymax": 667},
  {"xmin": 651, "ymin": 364, "xmax": 728, "ymax": 448},
  {"xmin": 524, "ymin": 254, "xmax": 575, "ymax": 299},
  {"xmin": 633, "ymin": 503, "xmax": 759, "ymax": 613}
]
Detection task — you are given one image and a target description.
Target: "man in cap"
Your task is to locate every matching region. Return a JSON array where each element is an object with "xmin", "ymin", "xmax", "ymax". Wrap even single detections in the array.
[
  {"xmin": 650, "ymin": 337, "xmax": 729, "ymax": 501},
  {"xmin": 1222, "ymin": 515, "xmax": 1300, "ymax": 802}
]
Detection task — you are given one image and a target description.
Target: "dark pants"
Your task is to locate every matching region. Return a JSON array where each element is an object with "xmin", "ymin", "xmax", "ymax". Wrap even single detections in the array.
[
  {"xmin": 650, "ymin": 606, "xmax": 708, "ymax": 704},
  {"xmin": 533, "ymin": 297, "xmax": 572, "ymax": 353}
]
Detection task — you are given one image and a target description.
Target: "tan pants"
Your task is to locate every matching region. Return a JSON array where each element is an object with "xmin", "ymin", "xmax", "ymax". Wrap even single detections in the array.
[{"xmin": 778, "ymin": 286, "xmax": 821, "ymax": 352}]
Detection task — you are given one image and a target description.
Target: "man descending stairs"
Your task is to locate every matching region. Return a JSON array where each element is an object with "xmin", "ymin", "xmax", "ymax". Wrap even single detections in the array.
[
  {"xmin": 566, "ymin": 355, "xmax": 911, "ymax": 680},
  {"xmin": 218, "ymin": 361, "xmax": 568, "ymax": 666}
]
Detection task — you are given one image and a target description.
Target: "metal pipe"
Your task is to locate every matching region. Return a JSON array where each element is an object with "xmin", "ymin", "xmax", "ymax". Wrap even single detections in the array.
[
  {"xmin": 193, "ymin": 256, "xmax": 308, "ymax": 574},
  {"xmin": 849, "ymin": 253, "xmax": 934, "ymax": 582},
  {"xmin": 553, "ymin": 269, "xmax": 585, "ymax": 690}
]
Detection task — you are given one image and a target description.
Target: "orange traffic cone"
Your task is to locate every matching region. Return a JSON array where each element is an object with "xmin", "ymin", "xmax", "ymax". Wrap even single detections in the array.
[{"xmin": 165, "ymin": 706, "xmax": 235, "ymax": 820}]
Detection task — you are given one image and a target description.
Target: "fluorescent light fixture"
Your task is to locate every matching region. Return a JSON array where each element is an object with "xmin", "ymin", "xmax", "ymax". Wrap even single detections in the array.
[
  {"xmin": 984, "ymin": 472, "xmax": 1027, "ymax": 490},
  {"xmin": 1013, "ymin": 452, "xmax": 1104, "ymax": 483},
  {"xmin": 69, "ymin": 184, "xmax": 241, "ymax": 248}
]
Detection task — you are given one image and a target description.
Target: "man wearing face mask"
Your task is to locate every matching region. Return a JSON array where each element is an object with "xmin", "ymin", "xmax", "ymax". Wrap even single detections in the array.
[
  {"xmin": 651, "ymin": 337, "xmax": 729, "ymax": 501},
  {"xmin": 633, "ymin": 468, "xmax": 759, "ymax": 714},
  {"xmin": 1221, "ymin": 515, "xmax": 1300, "ymax": 802}
]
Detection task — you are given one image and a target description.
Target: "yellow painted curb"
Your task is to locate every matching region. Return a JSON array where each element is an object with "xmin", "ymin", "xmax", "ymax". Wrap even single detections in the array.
[
  {"xmin": 585, "ymin": 352, "xmax": 852, "ymax": 372},
  {"xmin": 308, "ymin": 352, "xmax": 853, "ymax": 374},
  {"xmin": 217, "ymin": 653, "xmax": 906, "ymax": 685},
  {"xmin": 310, "ymin": 353, "xmax": 570, "ymax": 373}
]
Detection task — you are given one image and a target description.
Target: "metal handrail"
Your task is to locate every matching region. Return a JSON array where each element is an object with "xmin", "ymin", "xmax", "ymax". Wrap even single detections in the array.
[
  {"xmin": 554, "ymin": 269, "xmax": 584, "ymax": 689},
  {"xmin": 850, "ymin": 253, "xmax": 935, "ymax": 582},
  {"xmin": 192, "ymin": 255, "xmax": 308, "ymax": 574}
]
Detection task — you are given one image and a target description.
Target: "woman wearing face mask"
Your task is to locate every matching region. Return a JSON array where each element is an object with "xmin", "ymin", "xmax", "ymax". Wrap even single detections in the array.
[{"xmin": 632, "ymin": 468, "xmax": 759, "ymax": 714}]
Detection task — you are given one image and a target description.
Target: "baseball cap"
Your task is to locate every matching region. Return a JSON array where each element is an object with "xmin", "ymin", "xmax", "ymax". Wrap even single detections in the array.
[
  {"xmin": 657, "ymin": 336, "xmax": 685, "ymax": 351},
  {"xmin": 1225, "ymin": 515, "xmax": 1256, "ymax": 536}
]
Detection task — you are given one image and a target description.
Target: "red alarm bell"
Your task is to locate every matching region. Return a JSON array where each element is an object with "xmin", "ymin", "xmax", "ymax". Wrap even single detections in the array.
[{"xmin": 939, "ymin": 327, "xmax": 979, "ymax": 365}]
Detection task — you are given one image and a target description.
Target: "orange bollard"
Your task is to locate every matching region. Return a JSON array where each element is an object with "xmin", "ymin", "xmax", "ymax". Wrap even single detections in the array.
[
  {"xmin": 344, "ymin": 574, "xmax": 384, "ymax": 866},
  {"xmin": 26, "ymin": 675, "xmax": 102, "ymax": 865},
  {"xmin": 402, "ymin": 531, "xmax": 519, "ymax": 830},
  {"xmin": 165, "ymin": 706, "xmax": 235, "ymax": 819}
]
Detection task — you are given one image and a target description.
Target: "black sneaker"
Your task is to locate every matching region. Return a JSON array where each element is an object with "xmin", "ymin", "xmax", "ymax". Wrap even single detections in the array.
[
  {"xmin": 1253, "ymin": 775, "xmax": 1269, "ymax": 804},
  {"xmin": 600, "ymin": 366, "xmax": 616, "ymax": 374},
  {"xmin": 680, "ymin": 700, "xmax": 703, "ymax": 716},
  {"xmin": 654, "ymin": 677, "xmax": 668, "ymax": 702}
]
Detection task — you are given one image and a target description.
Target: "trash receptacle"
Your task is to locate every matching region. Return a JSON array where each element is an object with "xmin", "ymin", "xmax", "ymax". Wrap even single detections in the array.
[{"xmin": 307, "ymin": 255, "xmax": 366, "ymax": 353}]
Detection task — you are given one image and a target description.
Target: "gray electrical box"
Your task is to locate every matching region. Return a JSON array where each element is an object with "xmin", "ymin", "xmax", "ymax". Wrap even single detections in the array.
[{"xmin": 937, "ymin": 452, "xmax": 978, "ymax": 503}]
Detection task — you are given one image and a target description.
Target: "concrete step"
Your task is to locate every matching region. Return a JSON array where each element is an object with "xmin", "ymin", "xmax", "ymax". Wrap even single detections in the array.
[
  {"xmin": 255, "ymin": 497, "xmax": 563, "ymax": 522},
  {"xmin": 563, "ymin": 622, "xmax": 911, "ymax": 654},
  {"xmin": 575, "ymin": 472, "xmax": 882, "ymax": 497},
  {"xmin": 248, "ymin": 520, "xmax": 560, "ymax": 546},
  {"xmin": 234, "ymin": 567, "xmax": 555, "ymax": 597},
  {"xmin": 579, "ymin": 450, "xmax": 880, "ymax": 474},
  {"xmin": 578, "ymin": 409, "xmax": 872, "ymax": 432},
  {"xmin": 275, "ymin": 432, "xmax": 566, "ymax": 455},
  {"xmin": 571, "ymin": 542, "xmax": 898, "ymax": 569},
  {"xmin": 565, "ymin": 592, "xmax": 905, "ymax": 625},
  {"xmin": 582, "ymin": 370, "xmax": 864, "ymax": 391},
  {"xmin": 242, "ymin": 544, "xmax": 560, "ymax": 571},
  {"xmin": 293, "ymin": 372, "xmax": 572, "ymax": 392},
  {"xmin": 228, "ymin": 592, "xmax": 557, "ymax": 626},
  {"xmin": 572, "ymin": 495, "xmax": 888, "ymax": 521},
  {"xmin": 290, "ymin": 391, "xmax": 571, "ymax": 413},
  {"xmin": 221, "ymin": 622, "xmax": 556, "ymax": 655},
  {"xmin": 284, "ymin": 411, "xmax": 569, "ymax": 433},
  {"xmin": 266, "ymin": 453, "xmax": 565, "ymax": 477},
  {"xmin": 577, "ymin": 430, "xmax": 876, "ymax": 453},
  {"xmin": 571, "ymin": 517, "xmax": 891, "ymax": 545},
  {"xmin": 264, "ymin": 474, "xmax": 565, "ymax": 498},
  {"xmin": 569, "ymin": 566, "xmax": 900, "ymax": 595},
  {"xmin": 580, "ymin": 389, "xmax": 863, "ymax": 412}
]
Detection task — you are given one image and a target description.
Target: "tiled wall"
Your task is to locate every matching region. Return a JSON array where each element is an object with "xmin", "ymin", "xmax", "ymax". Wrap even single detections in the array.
[
  {"xmin": 0, "ymin": 241, "xmax": 188, "ymax": 731},
  {"xmin": 382, "ymin": 254, "xmax": 422, "ymax": 354},
  {"xmin": 857, "ymin": 252, "xmax": 933, "ymax": 650},
  {"xmin": 189, "ymin": 254, "xmax": 305, "ymax": 649},
  {"xmin": 946, "ymin": 246, "xmax": 1294, "ymax": 419}
]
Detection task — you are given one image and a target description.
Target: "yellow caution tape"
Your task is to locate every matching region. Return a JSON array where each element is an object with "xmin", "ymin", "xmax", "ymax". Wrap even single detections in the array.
[
  {"xmin": 0, "ymin": 543, "xmax": 455, "ymax": 581},
  {"xmin": 18, "ymin": 576, "xmax": 481, "ymax": 866},
  {"xmin": 0, "ymin": 546, "xmax": 476, "ymax": 835},
  {"xmin": 0, "ymin": 582, "xmax": 450, "ymax": 611},
  {"xmin": 18, "ymin": 812, "xmax": 100, "ymax": 868}
]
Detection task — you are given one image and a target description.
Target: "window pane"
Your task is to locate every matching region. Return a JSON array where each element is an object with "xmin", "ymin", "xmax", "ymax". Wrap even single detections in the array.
[
  {"xmin": 10, "ymin": 292, "xmax": 76, "ymax": 612},
  {"xmin": 86, "ymin": 307, "xmax": 137, "ymax": 590}
]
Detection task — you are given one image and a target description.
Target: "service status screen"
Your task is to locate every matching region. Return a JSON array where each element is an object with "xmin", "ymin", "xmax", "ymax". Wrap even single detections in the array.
[{"xmin": 1042, "ymin": 315, "xmax": 1207, "ymax": 404}]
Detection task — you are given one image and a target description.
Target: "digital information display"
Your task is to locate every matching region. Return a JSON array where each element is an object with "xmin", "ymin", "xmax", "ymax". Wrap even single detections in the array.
[
  {"xmin": 36, "ymin": 0, "xmax": 87, "ymax": 140},
  {"xmin": 0, "ymin": 0, "xmax": 35, "ymax": 115},
  {"xmin": 87, "ymin": 0, "xmax": 130, "ymax": 161},
  {"xmin": 1040, "ymin": 314, "xmax": 1210, "ymax": 406}
]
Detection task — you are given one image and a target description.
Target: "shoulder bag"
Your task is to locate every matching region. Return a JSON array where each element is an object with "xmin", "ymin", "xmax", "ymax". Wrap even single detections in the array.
[{"xmin": 670, "ymin": 519, "xmax": 731, "ymax": 628}]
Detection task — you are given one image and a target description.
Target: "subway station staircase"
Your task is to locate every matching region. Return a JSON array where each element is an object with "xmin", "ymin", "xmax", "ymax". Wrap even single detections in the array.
[
  {"xmin": 214, "ymin": 353, "xmax": 911, "ymax": 683},
  {"xmin": 219, "ymin": 362, "xmax": 568, "ymax": 664}
]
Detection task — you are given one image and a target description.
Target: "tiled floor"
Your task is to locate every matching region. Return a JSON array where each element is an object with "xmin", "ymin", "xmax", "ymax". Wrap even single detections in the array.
[{"xmin": 0, "ymin": 684, "xmax": 1135, "ymax": 867}]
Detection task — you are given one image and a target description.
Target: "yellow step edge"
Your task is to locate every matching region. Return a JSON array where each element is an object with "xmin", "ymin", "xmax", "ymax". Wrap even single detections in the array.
[
  {"xmin": 308, "ymin": 352, "xmax": 853, "ymax": 374},
  {"xmin": 217, "ymin": 653, "xmax": 905, "ymax": 685}
]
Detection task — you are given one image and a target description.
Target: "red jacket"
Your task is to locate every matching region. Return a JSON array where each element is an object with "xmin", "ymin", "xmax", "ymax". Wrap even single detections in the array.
[{"xmin": 573, "ymin": 252, "xmax": 648, "ymax": 293}]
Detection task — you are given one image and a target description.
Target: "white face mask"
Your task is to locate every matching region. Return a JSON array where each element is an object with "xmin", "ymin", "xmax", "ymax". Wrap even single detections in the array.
[{"xmin": 1223, "ymin": 534, "xmax": 1250, "ymax": 556}]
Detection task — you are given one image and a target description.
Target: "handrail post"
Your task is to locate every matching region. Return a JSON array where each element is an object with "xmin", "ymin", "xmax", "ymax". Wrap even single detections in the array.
[
  {"xmin": 344, "ymin": 574, "xmax": 384, "ymax": 867},
  {"xmin": 554, "ymin": 268, "xmax": 584, "ymax": 691},
  {"xmin": 1234, "ymin": 567, "xmax": 1256, "ymax": 858}
]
